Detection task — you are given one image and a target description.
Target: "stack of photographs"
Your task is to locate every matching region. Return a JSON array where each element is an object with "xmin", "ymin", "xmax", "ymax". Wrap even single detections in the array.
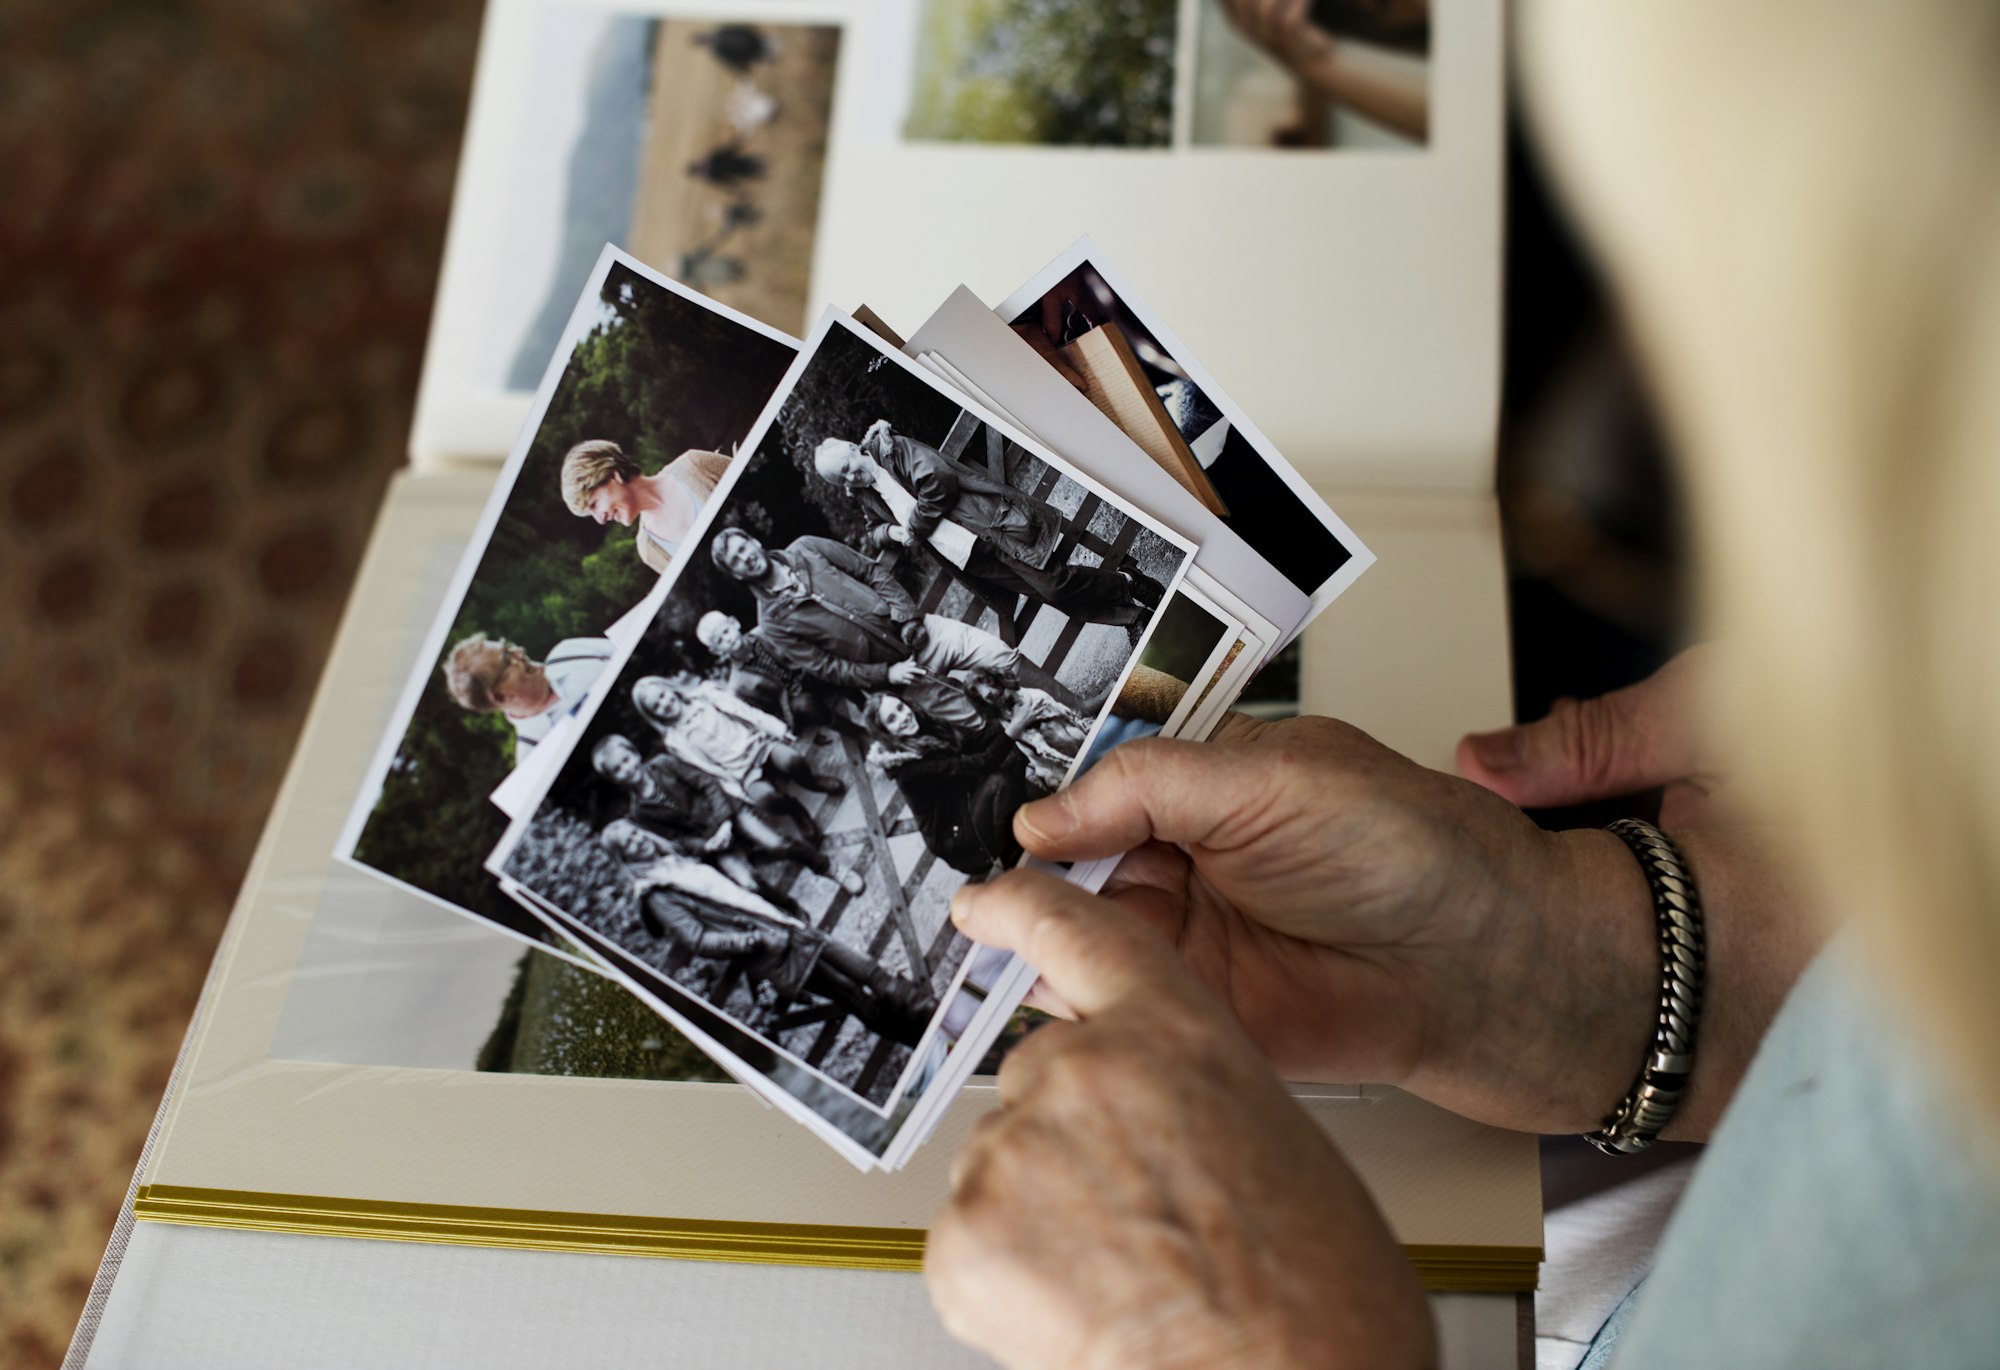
[{"xmin": 337, "ymin": 239, "xmax": 1371, "ymax": 1169}]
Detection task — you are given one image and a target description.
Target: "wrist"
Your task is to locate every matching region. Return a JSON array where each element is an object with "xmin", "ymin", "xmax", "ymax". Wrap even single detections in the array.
[{"xmin": 1410, "ymin": 826, "xmax": 1660, "ymax": 1133}]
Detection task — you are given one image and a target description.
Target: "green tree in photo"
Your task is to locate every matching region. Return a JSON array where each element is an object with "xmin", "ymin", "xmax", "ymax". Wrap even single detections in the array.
[
  {"xmin": 906, "ymin": 0, "xmax": 1179, "ymax": 147},
  {"xmin": 353, "ymin": 263, "xmax": 797, "ymax": 916}
]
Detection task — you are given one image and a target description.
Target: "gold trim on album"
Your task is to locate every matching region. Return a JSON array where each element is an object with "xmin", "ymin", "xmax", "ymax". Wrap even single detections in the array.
[{"xmin": 133, "ymin": 1186, "xmax": 1541, "ymax": 1290}]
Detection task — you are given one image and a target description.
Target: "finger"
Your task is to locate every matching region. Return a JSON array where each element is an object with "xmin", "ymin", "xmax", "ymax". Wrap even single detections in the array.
[
  {"xmin": 993, "ymin": 1017, "xmax": 1081, "ymax": 1106},
  {"xmin": 1456, "ymin": 648, "xmax": 1708, "ymax": 808},
  {"xmin": 1100, "ymin": 838, "xmax": 1190, "ymax": 897},
  {"xmin": 952, "ymin": 868, "xmax": 1196, "ymax": 1019},
  {"xmin": 1021, "ymin": 977, "xmax": 1078, "ymax": 1020},
  {"xmin": 1203, "ymin": 708, "xmax": 1267, "ymax": 745},
  {"xmin": 1012, "ymin": 735, "xmax": 1264, "ymax": 862},
  {"xmin": 946, "ymin": 1108, "xmax": 1007, "ymax": 1197}
]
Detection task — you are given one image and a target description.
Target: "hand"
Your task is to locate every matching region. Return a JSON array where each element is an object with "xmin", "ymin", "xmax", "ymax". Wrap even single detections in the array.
[
  {"xmin": 1224, "ymin": 0, "xmax": 1337, "ymax": 78},
  {"xmin": 899, "ymin": 620, "xmax": 930, "ymax": 652},
  {"xmin": 1457, "ymin": 647, "xmax": 1822, "ymax": 1133},
  {"xmin": 1011, "ymin": 713, "xmax": 1664, "ymax": 1134},
  {"xmin": 928, "ymin": 870, "xmax": 1434, "ymax": 1370},
  {"xmin": 888, "ymin": 660, "xmax": 924, "ymax": 687},
  {"xmin": 886, "ymin": 526, "xmax": 913, "ymax": 547},
  {"xmin": 702, "ymin": 822, "xmax": 733, "ymax": 854},
  {"xmin": 1457, "ymin": 645, "xmax": 1721, "ymax": 828}
]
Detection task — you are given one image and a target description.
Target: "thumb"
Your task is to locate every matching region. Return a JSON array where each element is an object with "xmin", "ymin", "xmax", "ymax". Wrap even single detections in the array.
[
  {"xmin": 1012, "ymin": 735, "xmax": 1260, "ymax": 863},
  {"xmin": 1457, "ymin": 650, "xmax": 1705, "ymax": 808}
]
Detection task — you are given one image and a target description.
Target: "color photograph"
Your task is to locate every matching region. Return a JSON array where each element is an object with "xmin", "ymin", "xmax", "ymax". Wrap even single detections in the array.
[
  {"xmin": 488, "ymin": 9, "xmax": 840, "ymax": 392},
  {"xmin": 341, "ymin": 257, "xmax": 798, "ymax": 939},
  {"xmin": 902, "ymin": 0, "xmax": 1179, "ymax": 147},
  {"xmin": 1007, "ymin": 256, "xmax": 1360, "ymax": 600},
  {"xmin": 1190, "ymin": 0, "xmax": 1431, "ymax": 149}
]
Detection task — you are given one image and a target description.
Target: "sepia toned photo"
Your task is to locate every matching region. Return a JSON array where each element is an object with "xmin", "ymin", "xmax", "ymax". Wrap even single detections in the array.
[{"xmin": 490, "ymin": 10, "xmax": 840, "ymax": 393}]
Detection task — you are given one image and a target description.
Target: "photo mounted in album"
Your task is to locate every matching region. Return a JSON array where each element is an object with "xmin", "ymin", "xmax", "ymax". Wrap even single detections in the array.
[
  {"xmin": 486, "ymin": 308, "xmax": 1195, "ymax": 1163},
  {"xmin": 998, "ymin": 238, "xmax": 1374, "ymax": 625},
  {"xmin": 413, "ymin": 1, "xmax": 844, "ymax": 459},
  {"xmin": 336, "ymin": 248, "xmax": 799, "ymax": 956}
]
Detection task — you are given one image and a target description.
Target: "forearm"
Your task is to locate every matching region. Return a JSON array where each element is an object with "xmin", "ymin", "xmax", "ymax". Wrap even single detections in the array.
[
  {"xmin": 776, "ymin": 635, "xmax": 892, "ymax": 690},
  {"xmin": 1293, "ymin": 50, "xmax": 1428, "ymax": 141}
]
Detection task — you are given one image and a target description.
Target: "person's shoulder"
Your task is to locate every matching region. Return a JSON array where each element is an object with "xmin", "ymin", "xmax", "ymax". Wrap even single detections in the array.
[
  {"xmin": 550, "ymin": 635, "xmax": 615, "ymax": 659},
  {"xmin": 665, "ymin": 448, "xmax": 733, "ymax": 488},
  {"xmin": 789, "ymin": 534, "xmax": 855, "ymax": 563}
]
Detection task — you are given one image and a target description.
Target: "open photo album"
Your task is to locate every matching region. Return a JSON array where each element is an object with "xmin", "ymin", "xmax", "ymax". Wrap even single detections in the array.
[
  {"xmin": 123, "ymin": 0, "xmax": 1540, "ymax": 1291},
  {"xmin": 336, "ymin": 241, "xmax": 1368, "ymax": 1167}
]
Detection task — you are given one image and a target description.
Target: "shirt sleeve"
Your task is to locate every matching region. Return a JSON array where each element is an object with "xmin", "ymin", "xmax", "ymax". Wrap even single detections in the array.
[
  {"xmin": 651, "ymin": 894, "xmax": 759, "ymax": 958},
  {"xmin": 797, "ymin": 536, "xmax": 918, "ymax": 623},
  {"xmin": 900, "ymin": 442, "xmax": 958, "ymax": 541},
  {"xmin": 760, "ymin": 616, "xmax": 895, "ymax": 690}
]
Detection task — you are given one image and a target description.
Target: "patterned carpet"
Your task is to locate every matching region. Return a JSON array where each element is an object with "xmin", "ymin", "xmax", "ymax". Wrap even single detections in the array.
[{"xmin": 0, "ymin": 3, "xmax": 482, "ymax": 1363}]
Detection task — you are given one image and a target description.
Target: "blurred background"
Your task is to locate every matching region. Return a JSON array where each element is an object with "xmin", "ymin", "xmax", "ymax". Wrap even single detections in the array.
[{"xmin": 0, "ymin": 3, "xmax": 1681, "ymax": 1363}]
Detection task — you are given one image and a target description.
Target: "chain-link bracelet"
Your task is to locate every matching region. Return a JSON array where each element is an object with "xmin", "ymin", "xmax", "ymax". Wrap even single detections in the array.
[{"xmin": 1584, "ymin": 818, "xmax": 1707, "ymax": 1156}]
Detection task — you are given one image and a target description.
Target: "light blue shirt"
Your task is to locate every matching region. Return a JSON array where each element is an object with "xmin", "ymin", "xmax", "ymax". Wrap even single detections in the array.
[{"xmin": 1588, "ymin": 933, "xmax": 2000, "ymax": 1367}]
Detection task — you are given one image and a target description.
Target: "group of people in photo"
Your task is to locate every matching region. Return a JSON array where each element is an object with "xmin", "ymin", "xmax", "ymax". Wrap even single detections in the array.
[
  {"xmin": 448, "ymin": 409, "xmax": 1144, "ymax": 1051},
  {"xmin": 585, "ymin": 680, "xmax": 936, "ymax": 1050}
]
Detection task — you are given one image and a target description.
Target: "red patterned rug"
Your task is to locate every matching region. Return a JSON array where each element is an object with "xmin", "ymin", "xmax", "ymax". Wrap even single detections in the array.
[{"xmin": 0, "ymin": 3, "xmax": 481, "ymax": 1362}]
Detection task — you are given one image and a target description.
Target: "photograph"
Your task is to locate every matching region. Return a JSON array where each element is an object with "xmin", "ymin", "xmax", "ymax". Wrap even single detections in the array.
[
  {"xmin": 494, "ymin": 312, "xmax": 1193, "ymax": 1110},
  {"xmin": 488, "ymin": 8, "xmax": 841, "ymax": 393},
  {"xmin": 902, "ymin": 0, "xmax": 1179, "ymax": 147},
  {"xmin": 1191, "ymin": 0, "xmax": 1431, "ymax": 149},
  {"xmin": 1005, "ymin": 252, "xmax": 1365, "ymax": 605},
  {"xmin": 340, "ymin": 255, "xmax": 799, "ymax": 944},
  {"xmin": 543, "ymin": 898, "xmax": 1016, "ymax": 1164},
  {"xmin": 1075, "ymin": 582, "xmax": 1238, "ymax": 772}
]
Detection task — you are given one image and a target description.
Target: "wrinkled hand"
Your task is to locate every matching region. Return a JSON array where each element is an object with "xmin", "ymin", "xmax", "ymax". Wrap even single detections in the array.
[
  {"xmin": 1013, "ymin": 713, "xmax": 1662, "ymax": 1133},
  {"xmin": 1457, "ymin": 646, "xmax": 1721, "ymax": 827},
  {"xmin": 887, "ymin": 660, "xmax": 924, "ymax": 687},
  {"xmin": 928, "ymin": 870, "xmax": 1434, "ymax": 1370},
  {"xmin": 1224, "ymin": 0, "xmax": 1338, "ymax": 78}
]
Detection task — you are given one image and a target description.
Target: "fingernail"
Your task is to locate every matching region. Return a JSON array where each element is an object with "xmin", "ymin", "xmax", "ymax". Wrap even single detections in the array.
[
  {"xmin": 1466, "ymin": 728, "xmax": 1524, "ymax": 772},
  {"xmin": 1015, "ymin": 793, "xmax": 1077, "ymax": 846},
  {"xmin": 950, "ymin": 885, "xmax": 980, "ymax": 926}
]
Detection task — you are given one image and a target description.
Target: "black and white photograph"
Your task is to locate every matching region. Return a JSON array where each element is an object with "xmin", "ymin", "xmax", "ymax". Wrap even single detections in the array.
[
  {"xmin": 338, "ymin": 252, "xmax": 798, "ymax": 949},
  {"xmin": 1002, "ymin": 245, "xmax": 1371, "ymax": 612},
  {"xmin": 492, "ymin": 311, "xmax": 1193, "ymax": 1111}
]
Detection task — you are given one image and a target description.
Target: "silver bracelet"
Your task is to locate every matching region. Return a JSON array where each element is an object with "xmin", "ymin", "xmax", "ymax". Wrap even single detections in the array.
[{"xmin": 1584, "ymin": 818, "xmax": 1707, "ymax": 1156}]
